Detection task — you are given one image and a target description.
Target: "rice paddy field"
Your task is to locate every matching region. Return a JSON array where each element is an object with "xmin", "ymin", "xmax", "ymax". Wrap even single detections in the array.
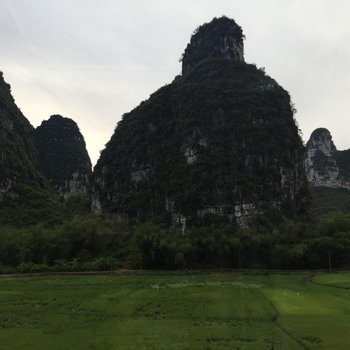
[{"xmin": 0, "ymin": 271, "xmax": 350, "ymax": 349}]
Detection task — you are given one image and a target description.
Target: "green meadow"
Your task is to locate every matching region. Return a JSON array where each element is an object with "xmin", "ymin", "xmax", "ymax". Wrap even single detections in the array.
[{"xmin": 0, "ymin": 271, "xmax": 349, "ymax": 349}]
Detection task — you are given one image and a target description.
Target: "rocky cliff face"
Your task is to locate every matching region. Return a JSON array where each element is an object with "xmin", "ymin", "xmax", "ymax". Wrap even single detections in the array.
[
  {"xmin": 35, "ymin": 115, "xmax": 92, "ymax": 197},
  {"xmin": 305, "ymin": 128, "xmax": 350, "ymax": 189},
  {"xmin": 0, "ymin": 72, "xmax": 61, "ymax": 225},
  {"xmin": 93, "ymin": 17, "xmax": 309, "ymax": 228},
  {"xmin": 181, "ymin": 16, "xmax": 244, "ymax": 74},
  {"xmin": 0, "ymin": 71, "xmax": 44, "ymax": 201}
]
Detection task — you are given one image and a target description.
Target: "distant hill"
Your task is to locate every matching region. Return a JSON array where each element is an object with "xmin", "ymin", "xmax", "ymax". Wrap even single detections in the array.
[
  {"xmin": 35, "ymin": 115, "xmax": 91, "ymax": 197},
  {"xmin": 0, "ymin": 72, "xmax": 91, "ymax": 225},
  {"xmin": 305, "ymin": 128, "xmax": 350, "ymax": 213}
]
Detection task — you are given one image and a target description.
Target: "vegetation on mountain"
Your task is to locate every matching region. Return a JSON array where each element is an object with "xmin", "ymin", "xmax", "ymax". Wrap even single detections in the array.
[
  {"xmin": 0, "ymin": 72, "xmax": 61, "ymax": 226},
  {"xmin": 0, "ymin": 72, "xmax": 38, "ymax": 181},
  {"xmin": 94, "ymin": 29, "xmax": 309, "ymax": 226},
  {"xmin": 311, "ymin": 187, "xmax": 350, "ymax": 215},
  {"xmin": 336, "ymin": 150, "xmax": 350, "ymax": 181}
]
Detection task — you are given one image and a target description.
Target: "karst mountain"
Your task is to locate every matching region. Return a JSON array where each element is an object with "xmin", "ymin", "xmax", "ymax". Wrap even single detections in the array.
[{"xmin": 92, "ymin": 16, "xmax": 310, "ymax": 228}]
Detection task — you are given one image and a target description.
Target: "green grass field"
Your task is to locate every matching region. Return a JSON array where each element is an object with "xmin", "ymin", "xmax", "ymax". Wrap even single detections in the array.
[{"xmin": 0, "ymin": 271, "xmax": 349, "ymax": 349}]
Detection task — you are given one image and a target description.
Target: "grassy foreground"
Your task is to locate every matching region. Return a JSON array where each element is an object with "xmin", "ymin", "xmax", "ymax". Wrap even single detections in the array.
[{"xmin": 0, "ymin": 271, "xmax": 350, "ymax": 349}]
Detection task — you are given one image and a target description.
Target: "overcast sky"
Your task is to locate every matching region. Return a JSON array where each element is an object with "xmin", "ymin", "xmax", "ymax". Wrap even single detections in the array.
[{"xmin": 1, "ymin": 0, "xmax": 349, "ymax": 165}]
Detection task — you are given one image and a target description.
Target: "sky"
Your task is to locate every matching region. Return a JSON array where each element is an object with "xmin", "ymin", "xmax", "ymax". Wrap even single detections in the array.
[{"xmin": 1, "ymin": 0, "xmax": 349, "ymax": 165}]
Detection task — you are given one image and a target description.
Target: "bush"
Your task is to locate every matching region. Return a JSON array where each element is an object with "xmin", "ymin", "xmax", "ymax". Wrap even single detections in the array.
[
  {"xmin": 85, "ymin": 257, "xmax": 117, "ymax": 271},
  {"xmin": 17, "ymin": 262, "xmax": 50, "ymax": 273}
]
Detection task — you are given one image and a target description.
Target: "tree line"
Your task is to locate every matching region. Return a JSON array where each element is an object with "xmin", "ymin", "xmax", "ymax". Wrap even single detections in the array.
[{"xmin": 1, "ymin": 195, "xmax": 350, "ymax": 273}]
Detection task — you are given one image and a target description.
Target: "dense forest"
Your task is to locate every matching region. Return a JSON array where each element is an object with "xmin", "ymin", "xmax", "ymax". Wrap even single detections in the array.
[{"xmin": 1, "ymin": 192, "xmax": 350, "ymax": 273}]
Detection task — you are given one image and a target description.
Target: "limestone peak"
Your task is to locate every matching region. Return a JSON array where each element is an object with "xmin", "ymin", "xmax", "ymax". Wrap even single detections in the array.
[
  {"xmin": 305, "ymin": 128, "xmax": 350, "ymax": 189},
  {"xmin": 35, "ymin": 114, "xmax": 92, "ymax": 197},
  {"xmin": 181, "ymin": 16, "xmax": 245, "ymax": 74},
  {"xmin": 307, "ymin": 128, "xmax": 336, "ymax": 158}
]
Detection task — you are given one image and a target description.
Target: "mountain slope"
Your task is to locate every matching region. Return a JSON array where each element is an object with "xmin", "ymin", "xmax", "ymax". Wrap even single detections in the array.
[
  {"xmin": 0, "ymin": 72, "xmax": 60, "ymax": 225},
  {"xmin": 93, "ymin": 17, "xmax": 309, "ymax": 228}
]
